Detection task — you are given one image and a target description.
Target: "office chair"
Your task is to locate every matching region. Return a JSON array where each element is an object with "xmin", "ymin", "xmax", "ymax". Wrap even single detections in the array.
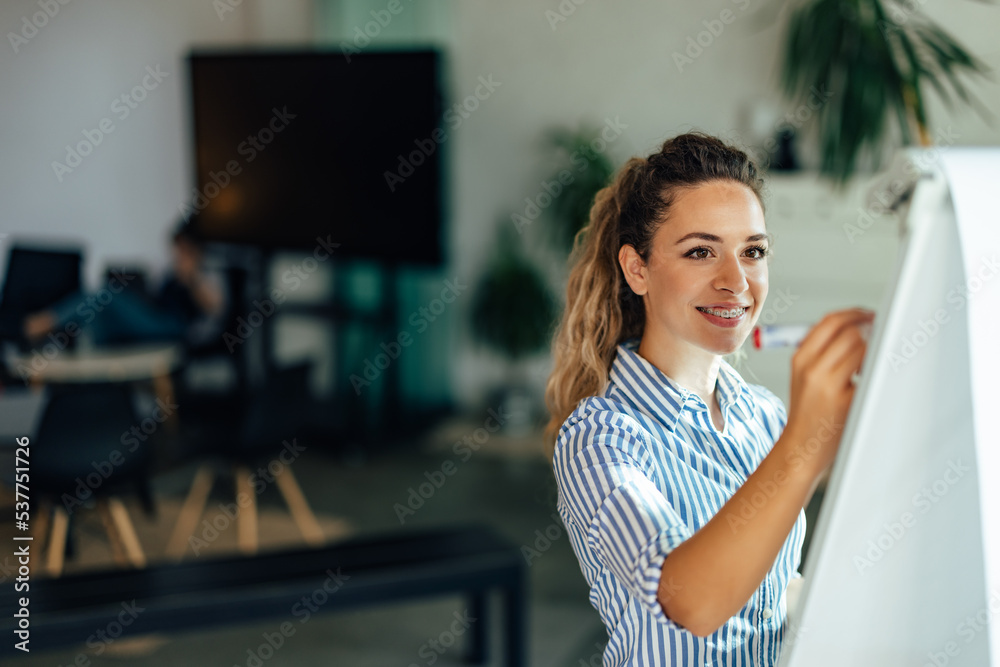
[
  {"xmin": 0, "ymin": 245, "xmax": 82, "ymax": 349},
  {"xmin": 165, "ymin": 362, "xmax": 324, "ymax": 559},
  {"xmin": 31, "ymin": 383, "xmax": 154, "ymax": 577}
]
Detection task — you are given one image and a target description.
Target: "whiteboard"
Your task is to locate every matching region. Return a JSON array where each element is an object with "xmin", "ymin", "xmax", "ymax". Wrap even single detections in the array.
[{"xmin": 778, "ymin": 149, "xmax": 1000, "ymax": 667}]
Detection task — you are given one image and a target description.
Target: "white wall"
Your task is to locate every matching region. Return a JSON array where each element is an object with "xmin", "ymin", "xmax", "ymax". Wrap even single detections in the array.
[
  {"xmin": 2, "ymin": 0, "xmax": 998, "ymax": 410},
  {"xmin": 0, "ymin": 0, "xmax": 308, "ymax": 287}
]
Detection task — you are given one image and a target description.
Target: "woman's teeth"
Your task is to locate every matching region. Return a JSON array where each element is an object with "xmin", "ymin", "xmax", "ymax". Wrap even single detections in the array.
[{"xmin": 697, "ymin": 306, "xmax": 746, "ymax": 319}]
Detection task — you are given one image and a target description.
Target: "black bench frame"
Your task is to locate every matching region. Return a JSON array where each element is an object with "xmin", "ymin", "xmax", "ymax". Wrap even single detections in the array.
[{"xmin": 1, "ymin": 524, "xmax": 527, "ymax": 665}]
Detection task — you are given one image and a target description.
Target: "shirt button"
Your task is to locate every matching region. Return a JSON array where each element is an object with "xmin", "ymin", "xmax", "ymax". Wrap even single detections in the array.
[{"xmin": 762, "ymin": 608, "xmax": 773, "ymax": 619}]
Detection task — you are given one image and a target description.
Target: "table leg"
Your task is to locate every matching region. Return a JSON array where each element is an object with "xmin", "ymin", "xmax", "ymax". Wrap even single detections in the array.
[
  {"xmin": 46, "ymin": 506, "xmax": 69, "ymax": 578},
  {"xmin": 274, "ymin": 465, "xmax": 324, "ymax": 545},
  {"xmin": 97, "ymin": 498, "xmax": 129, "ymax": 567},
  {"xmin": 504, "ymin": 575, "xmax": 528, "ymax": 667},
  {"xmin": 235, "ymin": 465, "xmax": 258, "ymax": 555},
  {"xmin": 463, "ymin": 590, "xmax": 488, "ymax": 664},
  {"xmin": 107, "ymin": 498, "xmax": 146, "ymax": 568},
  {"xmin": 166, "ymin": 465, "xmax": 215, "ymax": 560}
]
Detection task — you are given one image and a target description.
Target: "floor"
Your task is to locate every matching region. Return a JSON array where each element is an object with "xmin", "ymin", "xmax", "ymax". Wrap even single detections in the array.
[
  {"xmin": 1, "ymin": 409, "xmax": 610, "ymax": 667},
  {"xmin": 1, "ymin": 400, "xmax": 824, "ymax": 667}
]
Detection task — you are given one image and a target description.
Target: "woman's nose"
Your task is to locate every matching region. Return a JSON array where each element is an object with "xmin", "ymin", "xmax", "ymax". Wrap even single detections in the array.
[{"xmin": 714, "ymin": 255, "xmax": 749, "ymax": 293}]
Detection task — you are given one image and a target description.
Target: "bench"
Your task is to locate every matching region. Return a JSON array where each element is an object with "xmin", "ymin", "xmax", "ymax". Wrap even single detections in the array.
[{"xmin": 1, "ymin": 523, "xmax": 527, "ymax": 665}]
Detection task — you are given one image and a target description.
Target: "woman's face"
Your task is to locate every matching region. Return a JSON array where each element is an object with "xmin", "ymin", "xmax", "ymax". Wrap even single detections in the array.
[{"xmin": 619, "ymin": 179, "xmax": 769, "ymax": 357}]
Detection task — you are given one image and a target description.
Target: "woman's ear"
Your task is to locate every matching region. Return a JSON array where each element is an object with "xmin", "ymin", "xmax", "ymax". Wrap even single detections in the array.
[{"xmin": 618, "ymin": 244, "xmax": 648, "ymax": 296}]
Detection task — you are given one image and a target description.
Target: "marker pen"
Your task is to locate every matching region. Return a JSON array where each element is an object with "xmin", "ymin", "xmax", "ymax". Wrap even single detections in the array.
[
  {"xmin": 752, "ymin": 324, "xmax": 811, "ymax": 350},
  {"xmin": 753, "ymin": 320, "xmax": 874, "ymax": 350}
]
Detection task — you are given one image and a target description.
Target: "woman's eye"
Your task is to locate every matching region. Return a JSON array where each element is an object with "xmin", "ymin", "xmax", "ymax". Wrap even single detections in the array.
[{"xmin": 685, "ymin": 245, "xmax": 768, "ymax": 260}]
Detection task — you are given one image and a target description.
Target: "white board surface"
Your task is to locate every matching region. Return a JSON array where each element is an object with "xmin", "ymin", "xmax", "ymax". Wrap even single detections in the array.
[{"xmin": 778, "ymin": 149, "xmax": 999, "ymax": 667}]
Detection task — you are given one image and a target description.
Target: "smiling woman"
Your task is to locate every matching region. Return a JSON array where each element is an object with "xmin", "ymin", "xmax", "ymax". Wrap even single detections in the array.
[
  {"xmin": 618, "ymin": 179, "xmax": 771, "ymax": 419},
  {"xmin": 544, "ymin": 132, "xmax": 874, "ymax": 666}
]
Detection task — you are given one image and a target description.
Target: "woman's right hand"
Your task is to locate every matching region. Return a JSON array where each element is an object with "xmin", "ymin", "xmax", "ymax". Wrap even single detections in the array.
[
  {"xmin": 656, "ymin": 307, "xmax": 876, "ymax": 635},
  {"xmin": 783, "ymin": 307, "xmax": 875, "ymax": 480}
]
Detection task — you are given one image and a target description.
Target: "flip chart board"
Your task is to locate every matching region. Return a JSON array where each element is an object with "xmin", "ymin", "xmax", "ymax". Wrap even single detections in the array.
[{"xmin": 779, "ymin": 149, "xmax": 1000, "ymax": 667}]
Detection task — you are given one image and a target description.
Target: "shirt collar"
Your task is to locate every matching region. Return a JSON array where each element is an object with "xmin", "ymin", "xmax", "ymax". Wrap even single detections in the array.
[{"xmin": 608, "ymin": 339, "xmax": 756, "ymax": 432}]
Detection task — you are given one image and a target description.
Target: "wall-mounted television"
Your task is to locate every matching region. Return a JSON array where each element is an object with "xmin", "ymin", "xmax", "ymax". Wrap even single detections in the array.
[{"xmin": 186, "ymin": 49, "xmax": 444, "ymax": 265}]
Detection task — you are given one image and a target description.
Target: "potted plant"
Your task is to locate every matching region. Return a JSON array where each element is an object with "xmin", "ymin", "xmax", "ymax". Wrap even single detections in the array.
[
  {"xmin": 539, "ymin": 125, "xmax": 616, "ymax": 254},
  {"xmin": 469, "ymin": 223, "xmax": 557, "ymax": 434},
  {"xmin": 780, "ymin": 0, "xmax": 990, "ymax": 184}
]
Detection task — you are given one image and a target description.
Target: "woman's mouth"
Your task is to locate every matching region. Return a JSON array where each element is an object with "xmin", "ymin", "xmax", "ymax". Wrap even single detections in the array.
[{"xmin": 696, "ymin": 306, "xmax": 748, "ymax": 328}]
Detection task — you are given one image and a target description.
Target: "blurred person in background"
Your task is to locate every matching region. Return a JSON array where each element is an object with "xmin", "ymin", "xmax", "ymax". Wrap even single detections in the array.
[{"xmin": 23, "ymin": 220, "xmax": 226, "ymax": 348}]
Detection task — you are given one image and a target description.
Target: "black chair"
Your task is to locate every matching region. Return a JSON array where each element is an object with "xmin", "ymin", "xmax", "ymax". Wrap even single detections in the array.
[
  {"xmin": 0, "ymin": 245, "xmax": 82, "ymax": 350},
  {"xmin": 31, "ymin": 382, "xmax": 155, "ymax": 576},
  {"xmin": 165, "ymin": 362, "xmax": 324, "ymax": 558}
]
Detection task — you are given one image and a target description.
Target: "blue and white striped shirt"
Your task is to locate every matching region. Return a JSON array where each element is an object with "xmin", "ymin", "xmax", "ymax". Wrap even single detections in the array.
[{"xmin": 553, "ymin": 339, "xmax": 805, "ymax": 666}]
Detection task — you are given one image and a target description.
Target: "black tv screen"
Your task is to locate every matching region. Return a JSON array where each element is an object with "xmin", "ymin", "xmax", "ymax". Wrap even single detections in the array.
[{"xmin": 186, "ymin": 50, "xmax": 444, "ymax": 265}]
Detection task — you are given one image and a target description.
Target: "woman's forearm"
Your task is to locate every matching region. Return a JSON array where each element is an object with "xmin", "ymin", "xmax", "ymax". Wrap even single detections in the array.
[{"xmin": 657, "ymin": 423, "xmax": 823, "ymax": 636}]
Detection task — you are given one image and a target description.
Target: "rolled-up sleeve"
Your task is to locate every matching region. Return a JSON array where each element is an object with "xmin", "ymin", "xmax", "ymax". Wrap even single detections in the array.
[{"xmin": 554, "ymin": 411, "xmax": 692, "ymax": 625}]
